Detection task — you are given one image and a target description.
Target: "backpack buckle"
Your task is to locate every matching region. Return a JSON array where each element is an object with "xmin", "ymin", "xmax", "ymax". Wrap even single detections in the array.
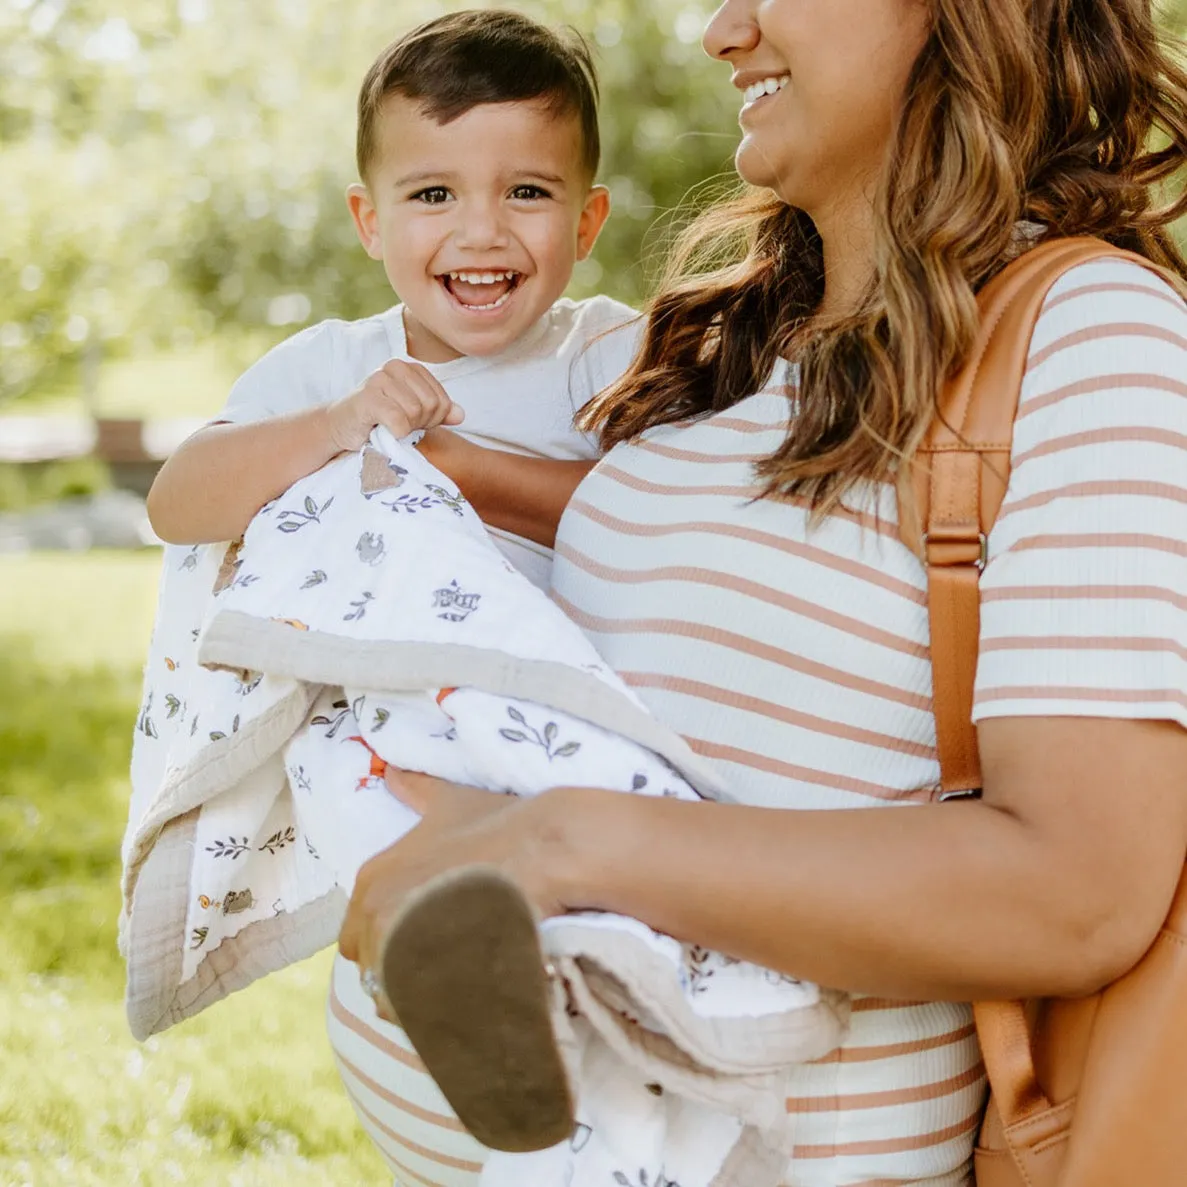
[{"xmin": 921, "ymin": 531, "xmax": 988, "ymax": 572}]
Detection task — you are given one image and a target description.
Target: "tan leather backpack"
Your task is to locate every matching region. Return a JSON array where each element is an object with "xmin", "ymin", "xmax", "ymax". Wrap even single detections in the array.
[{"xmin": 902, "ymin": 236, "xmax": 1187, "ymax": 1187}]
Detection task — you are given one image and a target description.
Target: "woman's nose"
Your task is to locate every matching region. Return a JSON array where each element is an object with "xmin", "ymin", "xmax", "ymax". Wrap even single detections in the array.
[{"xmin": 703, "ymin": 0, "xmax": 761, "ymax": 61}]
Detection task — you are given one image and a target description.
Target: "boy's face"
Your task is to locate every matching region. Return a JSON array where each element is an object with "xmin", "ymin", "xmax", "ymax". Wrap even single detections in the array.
[{"xmin": 348, "ymin": 95, "xmax": 611, "ymax": 363}]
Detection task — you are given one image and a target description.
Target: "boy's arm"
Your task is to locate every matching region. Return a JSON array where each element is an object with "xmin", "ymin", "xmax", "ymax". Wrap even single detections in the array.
[
  {"xmin": 147, "ymin": 359, "xmax": 463, "ymax": 544},
  {"xmin": 417, "ymin": 429, "xmax": 596, "ymax": 550},
  {"xmin": 146, "ymin": 409, "xmax": 342, "ymax": 544}
]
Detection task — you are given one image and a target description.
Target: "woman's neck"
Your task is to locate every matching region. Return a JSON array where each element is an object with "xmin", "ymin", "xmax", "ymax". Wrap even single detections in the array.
[{"xmin": 811, "ymin": 189, "xmax": 878, "ymax": 323}]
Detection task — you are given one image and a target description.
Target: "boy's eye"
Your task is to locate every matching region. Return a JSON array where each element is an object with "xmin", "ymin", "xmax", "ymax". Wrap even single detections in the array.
[
  {"xmin": 510, "ymin": 185, "xmax": 550, "ymax": 201},
  {"xmin": 411, "ymin": 187, "xmax": 451, "ymax": 204}
]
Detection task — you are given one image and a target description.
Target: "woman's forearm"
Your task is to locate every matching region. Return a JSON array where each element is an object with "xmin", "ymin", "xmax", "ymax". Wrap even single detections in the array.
[
  {"xmin": 147, "ymin": 410, "xmax": 340, "ymax": 544},
  {"xmin": 556, "ymin": 792, "xmax": 1068, "ymax": 1001},
  {"xmin": 417, "ymin": 429, "xmax": 595, "ymax": 549},
  {"xmin": 549, "ymin": 717, "xmax": 1187, "ymax": 1002}
]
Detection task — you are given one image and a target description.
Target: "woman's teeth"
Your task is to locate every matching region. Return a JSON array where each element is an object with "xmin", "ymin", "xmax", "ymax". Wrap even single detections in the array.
[{"xmin": 743, "ymin": 76, "xmax": 790, "ymax": 106}]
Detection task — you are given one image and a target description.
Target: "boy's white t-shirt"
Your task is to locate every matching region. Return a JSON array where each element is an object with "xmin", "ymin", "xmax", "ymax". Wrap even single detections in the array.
[{"xmin": 219, "ymin": 295, "xmax": 640, "ymax": 590}]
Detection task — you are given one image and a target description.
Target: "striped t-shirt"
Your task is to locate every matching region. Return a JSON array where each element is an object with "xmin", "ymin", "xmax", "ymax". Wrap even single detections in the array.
[
  {"xmin": 324, "ymin": 258, "xmax": 1187, "ymax": 1187},
  {"xmin": 549, "ymin": 257, "xmax": 1187, "ymax": 1187}
]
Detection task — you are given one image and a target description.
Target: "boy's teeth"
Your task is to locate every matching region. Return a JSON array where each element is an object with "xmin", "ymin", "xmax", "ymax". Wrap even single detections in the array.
[
  {"xmin": 448, "ymin": 271, "xmax": 515, "ymax": 284},
  {"xmin": 743, "ymin": 76, "xmax": 789, "ymax": 105}
]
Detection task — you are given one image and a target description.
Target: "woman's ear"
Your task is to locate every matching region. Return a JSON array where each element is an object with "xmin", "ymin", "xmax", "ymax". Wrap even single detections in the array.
[
  {"xmin": 575, "ymin": 185, "xmax": 612, "ymax": 261},
  {"xmin": 347, "ymin": 183, "xmax": 384, "ymax": 261}
]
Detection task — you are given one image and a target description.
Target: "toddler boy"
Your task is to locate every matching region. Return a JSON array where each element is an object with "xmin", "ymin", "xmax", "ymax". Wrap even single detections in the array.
[{"xmin": 148, "ymin": 9, "xmax": 637, "ymax": 591}]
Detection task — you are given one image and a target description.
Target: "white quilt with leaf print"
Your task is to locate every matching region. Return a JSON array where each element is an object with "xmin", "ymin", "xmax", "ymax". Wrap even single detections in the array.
[{"xmin": 121, "ymin": 428, "xmax": 847, "ymax": 1187}]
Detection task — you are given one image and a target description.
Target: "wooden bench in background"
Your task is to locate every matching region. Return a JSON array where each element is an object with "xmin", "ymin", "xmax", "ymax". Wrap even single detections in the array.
[{"xmin": 0, "ymin": 416, "xmax": 206, "ymax": 497}]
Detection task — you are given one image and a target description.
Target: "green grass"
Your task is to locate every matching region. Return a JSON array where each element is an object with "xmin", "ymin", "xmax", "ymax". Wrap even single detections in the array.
[{"xmin": 0, "ymin": 552, "xmax": 388, "ymax": 1186}]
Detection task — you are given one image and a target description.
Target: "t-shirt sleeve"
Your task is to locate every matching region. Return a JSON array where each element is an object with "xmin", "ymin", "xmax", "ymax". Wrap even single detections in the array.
[
  {"xmin": 217, "ymin": 321, "xmax": 339, "ymax": 425},
  {"xmin": 973, "ymin": 258, "xmax": 1187, "ymax": 729},
  {"xmin": 566, "ymin": 295, "xmax": 644, "ymax": 456}
]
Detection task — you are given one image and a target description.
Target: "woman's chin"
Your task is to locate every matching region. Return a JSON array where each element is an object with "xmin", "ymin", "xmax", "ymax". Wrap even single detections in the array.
[{"xmin": 734, "ymin": 141, "xmax": 790, "ymax": 198}]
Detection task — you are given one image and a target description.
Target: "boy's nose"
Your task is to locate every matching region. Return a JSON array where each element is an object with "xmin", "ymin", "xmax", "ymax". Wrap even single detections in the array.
[{"xmin": 454, "ymin": 202, "xmax": 511, "ymax": 251}]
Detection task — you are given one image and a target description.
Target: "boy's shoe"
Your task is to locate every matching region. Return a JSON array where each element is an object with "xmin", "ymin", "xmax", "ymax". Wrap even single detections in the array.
[{"xmin": 378, "ymin": 865, "xmax": 575, "ymax": 1152}]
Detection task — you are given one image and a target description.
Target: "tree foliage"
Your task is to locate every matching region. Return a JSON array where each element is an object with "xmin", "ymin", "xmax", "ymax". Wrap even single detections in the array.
[
  {"xmin": 0, "ymin": 0, "xmax": 737, "ymax": 402},
  {"xmin": 1, "ymin": 0, "xmax": 1184, "ymax": 405}
]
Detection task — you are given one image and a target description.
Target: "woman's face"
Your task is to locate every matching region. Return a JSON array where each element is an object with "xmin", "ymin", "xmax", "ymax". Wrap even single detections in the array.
[{"xmin": 704, "ymin": 0, "xmax": 931, "ymax": 218}]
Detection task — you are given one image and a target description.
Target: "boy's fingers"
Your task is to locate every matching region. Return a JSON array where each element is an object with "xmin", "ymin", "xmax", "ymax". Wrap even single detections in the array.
[{"xmin": 443, "ymin": 403, "xmax": 465, "ymax": 426}]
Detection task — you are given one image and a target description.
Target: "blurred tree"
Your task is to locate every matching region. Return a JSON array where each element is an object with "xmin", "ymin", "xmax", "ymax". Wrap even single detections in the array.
[
  {"xmin": 0, "ymin": 0, "xmax": 1184, "ymax": 406},
  {"xmin": 0, "ymin": 0, "xmax": 737, "ymax": 404}
]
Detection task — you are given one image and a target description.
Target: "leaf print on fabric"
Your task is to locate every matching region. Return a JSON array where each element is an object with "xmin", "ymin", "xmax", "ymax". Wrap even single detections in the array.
[
  {"xmin": 570, "ymin": 1124, "xmax": 593, "ymax": 1153},
  {"xmin": 235, "ymin": 674, "xmax": 263, "ymax": 697},
  {"xmin": 301, "ymin": 569, "xmax": 328, "ymax": 589},
  {"xmin": 208, "ymin": 714, "xmax": 240, "ymax": 743},
  {"xmin": 189, "ymin": 927, "xmax": 208, "ymax": 950},
  {"xmin": 344, "ymin": 592, "xmax": 374, "ymax": 622},
  {"xmin": 371, "ymin": 707, "xmax": 390, "ymax": 733},
  {"xmin": 136, "ymin": 693, "xmax": 157, "ymax": 739},
  {"xmin": 424, "ymin": 483, "xmax": 467, "ymax": 516},
  {"xmin": 498, "ymin": 706, "xmax": 582, "ymax": 761},
  {"xmin": 277, "ymin": 495, "xmax": 333, "ymax": 533},
  {"xmin": 165, "ymin": 694, "xmax": 183, "ymax": 719},
  {"xmin": 305, "ymin": 835, "xmax": 320, "ymax": 860},
  {"xmin": 613, "ymin": 1171, "xmax": 681, "ymax": 1187},
  {"xmin": 180, "ymin": 547, "xmax": 200, "ymax": 572},
  {"xmin": 384, "ymin": 493, "xmax": 440, "ymax": 514},
  {"xmin": 259, "ymin": 826, "xmax": 296, "ymax": 854},
  {"xmin": 433, "ymin": 580, "xmax": 481, "ymax": 622},
  {"xmin": 684, "ymin": 945, "xmax": 741, "ymax": 995},
  {"xmin": 356, "ymin": 532, "xmax": 386, "ymax": 566},
  {"xmin": 311, "ymin": 698, "xmax": 351, "ymax": 738},
  {"xmin": 289, "ymin": 765, "xmax": 312, "ymax": 794},
  {"xmin": 206, "ymin": 836, "xmax": 251, "ymax": 860}
]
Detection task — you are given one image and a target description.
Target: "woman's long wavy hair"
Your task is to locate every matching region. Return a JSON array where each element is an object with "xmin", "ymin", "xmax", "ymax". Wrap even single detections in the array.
[{"xmin": 581, "ymin": 0, "xmax": 1187, "ymax": 514}]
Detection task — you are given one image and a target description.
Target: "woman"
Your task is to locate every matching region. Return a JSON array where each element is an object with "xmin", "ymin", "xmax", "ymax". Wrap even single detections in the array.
[{"xmin": 335, "ymin": 0, "xmax": 1187, "ymax": 1183}]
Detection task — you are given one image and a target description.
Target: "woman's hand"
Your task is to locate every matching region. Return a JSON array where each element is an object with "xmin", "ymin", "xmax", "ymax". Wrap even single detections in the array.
[{"xmin": 337, "ymin": 768, "xmax": 579, "ymax": 1008}]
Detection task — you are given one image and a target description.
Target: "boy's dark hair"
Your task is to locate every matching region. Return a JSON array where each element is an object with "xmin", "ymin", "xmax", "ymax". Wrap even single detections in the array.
[{"xmin": 357, "ymin": 9, "xmax": 601, "ymax": 183}]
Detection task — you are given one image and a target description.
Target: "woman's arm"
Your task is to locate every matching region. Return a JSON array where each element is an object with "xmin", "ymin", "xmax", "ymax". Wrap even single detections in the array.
[
  {"xmin": 553, "ymin": 715, "xmax": 1187, "ymax": 1001},
  {"xmin": 342, "ymin": 714, "xmax": 1187, "ymax": 1004},
  {"xmin": 416, "ymin": 428, "xmax": 596, "ymax": 549}
]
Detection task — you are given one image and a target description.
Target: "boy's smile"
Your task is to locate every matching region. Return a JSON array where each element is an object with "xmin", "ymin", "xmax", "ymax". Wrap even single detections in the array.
[{"xmin": 348, "ymin": 96, "xmax": 610, "ymax": 364}]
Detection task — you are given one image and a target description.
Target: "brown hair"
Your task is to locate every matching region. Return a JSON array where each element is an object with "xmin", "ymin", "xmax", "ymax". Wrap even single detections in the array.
[
  {"xmin": 356, "ymin": 10, "xmax": 600, "ymax": 183},
  {"xmin": 582, "ymin": 0, "xmax": 1187, "ymax": 515}
]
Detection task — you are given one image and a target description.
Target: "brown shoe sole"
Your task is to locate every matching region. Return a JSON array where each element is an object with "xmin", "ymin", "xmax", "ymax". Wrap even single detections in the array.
[{"xmin": 378, "ymin": 865, "xmax": 574, "ymax": 1152}]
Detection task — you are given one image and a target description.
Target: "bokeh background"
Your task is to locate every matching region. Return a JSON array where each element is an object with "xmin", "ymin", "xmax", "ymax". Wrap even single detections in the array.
[{"xmin": 1, "ymin": 1, "xmax": 1184, "ymax": 1184}]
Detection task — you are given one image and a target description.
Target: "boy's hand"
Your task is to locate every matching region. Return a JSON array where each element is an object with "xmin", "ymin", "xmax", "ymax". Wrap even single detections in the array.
[{"xmin": 325, "ymin": 360, "xmax": 464, "ymax": 453}]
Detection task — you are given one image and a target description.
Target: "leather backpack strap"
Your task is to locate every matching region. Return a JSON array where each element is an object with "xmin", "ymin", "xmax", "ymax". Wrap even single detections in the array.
[
  {"xmin": 909, "ymin": 236, "xmax": 1154, "ymax": 795},
  {"xmin": 902, "ymin": 237, "xmax": 1160, "ymax": 1142}
]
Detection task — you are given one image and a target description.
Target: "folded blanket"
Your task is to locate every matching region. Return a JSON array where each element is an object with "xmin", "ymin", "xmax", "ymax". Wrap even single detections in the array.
[{"xmin": 121, "ymin": 428, "xmax": 847, "ymax": 1187}]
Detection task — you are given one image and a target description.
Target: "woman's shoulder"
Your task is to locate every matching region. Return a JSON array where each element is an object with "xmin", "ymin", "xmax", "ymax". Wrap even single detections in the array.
[
  {"xmin": 1022, "ymin": 256, "xmax": 1186, "ymax": 406},
  {"xmin": 1014, "ymin": 256, "xmax": 1187, "ymax": 437}
]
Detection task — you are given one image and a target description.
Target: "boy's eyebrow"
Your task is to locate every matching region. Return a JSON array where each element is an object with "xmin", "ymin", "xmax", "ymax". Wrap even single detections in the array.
[
  {"xmin": 515, "ymin": 170, "xmax": 568, "ymax": 186},
  {"xmin": 390, "ymin": 169, "xmax": 570, "ymax": 189},
  {"xmin": 392, "ymin": 170, "xmax": 456, "ymax": 188}
]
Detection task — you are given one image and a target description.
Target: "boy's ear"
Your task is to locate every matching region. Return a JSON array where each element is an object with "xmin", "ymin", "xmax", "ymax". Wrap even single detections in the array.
[
  {"xmin": 347, "ymin": 183, "xmax": 384, "ymax": 261},
  {"xmin": 575, "ymin": 185, "xmax": 612, "ymax": 261}
]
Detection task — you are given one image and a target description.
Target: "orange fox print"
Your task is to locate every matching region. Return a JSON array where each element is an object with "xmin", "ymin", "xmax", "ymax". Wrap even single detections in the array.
[{"xmin": 347, "ymin": 735, "xmax": 387, "ymax": 790}]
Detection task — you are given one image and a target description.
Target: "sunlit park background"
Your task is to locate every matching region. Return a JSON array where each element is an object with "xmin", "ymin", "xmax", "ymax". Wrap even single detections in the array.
[{"xmin": 1, "ymin": 0, "xmax": 1185, "ymax": 1183}]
